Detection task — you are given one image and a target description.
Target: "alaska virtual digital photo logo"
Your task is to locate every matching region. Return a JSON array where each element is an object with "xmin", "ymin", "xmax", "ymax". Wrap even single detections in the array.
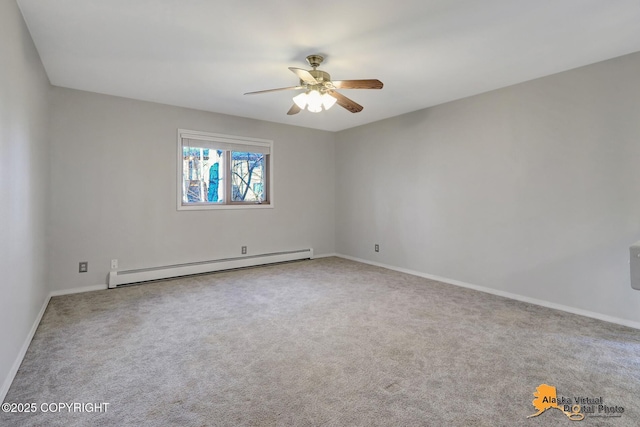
[{"xmin": 527, "ymin": 384, "xmax": 624, "ymax": 421}]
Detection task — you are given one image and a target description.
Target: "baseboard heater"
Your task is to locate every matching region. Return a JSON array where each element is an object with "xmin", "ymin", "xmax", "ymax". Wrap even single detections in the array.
[{"xmin": 107, "ymin": 248, "xmax": 313, "ymax": 288}]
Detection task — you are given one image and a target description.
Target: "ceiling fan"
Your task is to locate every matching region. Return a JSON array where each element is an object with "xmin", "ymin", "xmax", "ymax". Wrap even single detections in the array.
[{"xmin": 244, "ymin": 54, "xmax": 383, "ymax": 115}]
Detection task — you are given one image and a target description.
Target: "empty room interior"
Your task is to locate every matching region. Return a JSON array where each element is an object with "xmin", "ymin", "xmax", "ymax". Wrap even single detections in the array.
[{"xmin": 2, "ymin": 0, "xmax": 640, "ymax": 425}]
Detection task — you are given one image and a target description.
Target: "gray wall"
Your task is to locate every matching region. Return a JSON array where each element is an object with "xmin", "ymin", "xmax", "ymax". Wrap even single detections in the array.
[
  {"xmin": 48, "ymin": 88, "xmax": 336, "ymax": 291},
  {"xmin": 336, "ymin": 52, "xmax": 640, "ymax": 325},
  {"xmin": 0, "ymin": 0, "xmax": 51, "ymax": 397}
]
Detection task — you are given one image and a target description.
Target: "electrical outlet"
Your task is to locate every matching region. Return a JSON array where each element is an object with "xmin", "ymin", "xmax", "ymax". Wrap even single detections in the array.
[
  {"xmin": 241, "ymin": 246, "xmax": 247, "ymax": 255},
  {"xmin": 111, "ymin": 259, "xmax": 118, "ymax": 270},
  {"xmin": 79, "ymin": 262, "xmax": 88, "ymax": 273},
  {"xmin": 375, "ymin": 244, "xmax": 380, "ymax": 252}
]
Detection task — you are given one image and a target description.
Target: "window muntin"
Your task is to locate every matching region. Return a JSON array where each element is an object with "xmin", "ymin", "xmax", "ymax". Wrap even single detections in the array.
[{"xmin": 178, "ymin": 130, "xmax": 272, "ymax": 210}]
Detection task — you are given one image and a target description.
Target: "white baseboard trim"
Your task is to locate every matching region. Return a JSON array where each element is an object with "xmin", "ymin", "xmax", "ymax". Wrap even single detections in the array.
[
  {"xmin": 311, "ymin": 252, "xmax": 338, "ymax": 259},
  {"xmin": 50, "ymin": 284, "xmax": 108, "ymax": 297},
  {"xmin": 336, "ymin": 254, "xmax": 640, "ymax": 331},
  {"xmin": 1, "ymin": 294, "xmax": 51, "ymax": 403}
]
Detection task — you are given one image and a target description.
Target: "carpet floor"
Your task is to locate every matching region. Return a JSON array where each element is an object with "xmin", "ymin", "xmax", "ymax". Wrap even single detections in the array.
[{"xmin": 2, "ymin": 257, "xmax": 639, "ymax": 426}]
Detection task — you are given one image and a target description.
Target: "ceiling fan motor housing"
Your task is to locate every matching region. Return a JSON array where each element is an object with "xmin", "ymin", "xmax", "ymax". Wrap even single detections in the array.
[{"xmin": 307, "ymin": 69, "xmax": 330, "ymax": 84}]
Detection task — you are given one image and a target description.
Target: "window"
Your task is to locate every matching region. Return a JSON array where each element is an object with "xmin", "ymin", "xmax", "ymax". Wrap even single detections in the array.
[{"xmin": 177, "ymin": 129, "xmax": 272, "ymax": 210}]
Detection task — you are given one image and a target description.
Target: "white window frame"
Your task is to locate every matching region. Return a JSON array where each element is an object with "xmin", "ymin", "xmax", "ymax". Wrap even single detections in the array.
[{"xmin": 177, "ymin": 129, "xmax": 274, "ymax": 210}]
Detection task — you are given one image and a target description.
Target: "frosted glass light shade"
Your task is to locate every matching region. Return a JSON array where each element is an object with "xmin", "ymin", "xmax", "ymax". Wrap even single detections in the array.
[
  {"xmin": 293, "ymin": 92, "xmax": 307, "ymax": 109},
  {"xmin": 306, "ymin": 90, "xmax": 323, "ymax": 112},
  {"xmin": 292, "ymin": 90, "xmax": 335, "ymax": 112},
  {"xmin": 322, "ymin": 93, "xmax": 337, "ymax": 110}
]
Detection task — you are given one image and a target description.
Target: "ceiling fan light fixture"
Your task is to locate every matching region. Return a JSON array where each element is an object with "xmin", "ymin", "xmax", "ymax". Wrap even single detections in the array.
[
  {"xmin": 293, "ymin": 90, "xmax": 336, "ymax": 113},
  {"xmin": 306, "ymin": 89, "xmax": 323, "ymax": 113}
]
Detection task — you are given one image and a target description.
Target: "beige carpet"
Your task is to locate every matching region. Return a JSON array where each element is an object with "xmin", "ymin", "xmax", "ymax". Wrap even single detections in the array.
[{"xmin": 2, "ymin": 257, "xmax": 639, "ymax": 426}]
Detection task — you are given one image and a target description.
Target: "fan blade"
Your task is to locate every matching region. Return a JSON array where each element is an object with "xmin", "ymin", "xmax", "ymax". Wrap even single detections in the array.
[
  {"xmin": 328, "ymin": 90, "xmax": 363, "ymax": 113},
  {"xmin": 244, "ymin": 86, "xmax": 303, "ymax": 95},
  {"xmin": 287, "ymin": 104, "xmax": 301, "ymax": 115},
  {"xmin": 288, "ymin": 67, "xmax": 318, "ymax": 85},
  {"xmin": 332, "ymin": 79, "xmax": 383, "ymax": 90}
]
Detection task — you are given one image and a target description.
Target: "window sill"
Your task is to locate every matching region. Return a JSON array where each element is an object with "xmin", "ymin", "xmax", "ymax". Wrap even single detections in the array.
[{"xmin": 177, "ymin": 203, "xmax": 273, "ymax": 211}]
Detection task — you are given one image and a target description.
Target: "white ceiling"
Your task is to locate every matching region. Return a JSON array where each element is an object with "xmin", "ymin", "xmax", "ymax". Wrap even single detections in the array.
[{"xmin": 17, "ymin": 0, "xmax": 640, "ymax": 132}]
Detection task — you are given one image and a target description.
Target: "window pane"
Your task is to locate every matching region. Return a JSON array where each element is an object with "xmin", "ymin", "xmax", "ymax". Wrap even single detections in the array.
[
  {"xmin": 182, "ymin": 146, "xmax": 225, "ymax": 204},
  {"xmin": 178, "ymin": 130, "xmax": 272, "ymax": 210},
  {"xmin": 231, "ymin": 151, "xmax": 266, "ymax": 202}
]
